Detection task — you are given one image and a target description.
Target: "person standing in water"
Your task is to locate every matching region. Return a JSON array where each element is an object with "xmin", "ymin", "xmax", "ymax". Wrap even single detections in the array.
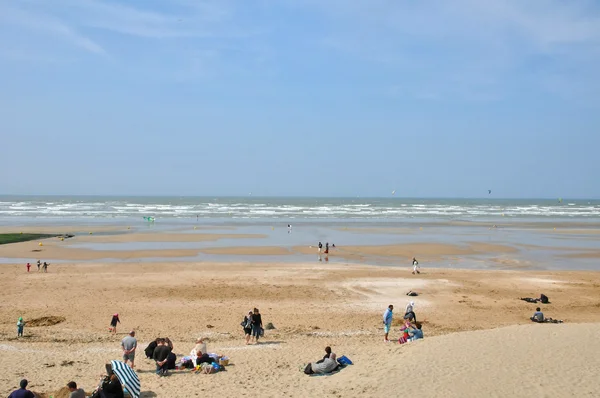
[{"xmin": 412, "ymin": 257, "xmax": 420, "ymax": 274}]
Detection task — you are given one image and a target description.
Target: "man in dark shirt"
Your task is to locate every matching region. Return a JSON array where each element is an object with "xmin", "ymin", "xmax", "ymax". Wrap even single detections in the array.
[
  {"xmin": 153, "ymin": 339, "xmax": 172, "ymax": 376},
  {"xmin": 8, "ymin": 379, "xmax": 35, "ymax": 398}
]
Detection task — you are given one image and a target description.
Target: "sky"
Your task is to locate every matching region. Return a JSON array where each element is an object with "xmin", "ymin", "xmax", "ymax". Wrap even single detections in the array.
[{"xmin": 1, "ymin": 0, "xmax": 599, "ymax": 198}]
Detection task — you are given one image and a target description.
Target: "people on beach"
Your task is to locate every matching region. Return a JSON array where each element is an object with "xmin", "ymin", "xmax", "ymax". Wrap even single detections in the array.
[
  {"xmin": 144, "ymin": 338, "xmax": 159, "ymax": 359},
  {"xmin": 325, "ymin": 242, "xmax": 329, "ymax": 254},
  {"xmin": 191, "ymin": 337, "xmax": 208, "ymax": 358},
  {"xmin": 383, "ymin": 305, "xmax": 393, "ymax": 342},
  {"xmin": 42, "ymin": 262, "xmax": 49, "ymax": 272},
  {"xmin": 318, "ymin": 242, "xmax": 323, "ymax": 254},
  {"xmin": 251, "ymin": 308, "xmax": 263, "ymax": 344},
  {"xmin": 288, "ymin": 224, "xmax": 292, "ymax": 233},
  {"xmin": 96, "ymin": 374, "xmax": 124, "ymax": 398},
  {"xmin": 412, "ymin": 257, "xmax": 420, "ymax": 274},
  {"xmin": 242, "ymin": 311, "xmax": 253, "ymax": 344},
  {"xmin": 26, "ymin": 262, "xmax": 31, "ymax": 272},
  {"xmin": 530, "ymin": 307, "xmax": 562, "ymax": 323},
  {"xmin": 109, "ymin": 313, "xmax": 120, "ymax": 334},
  {"xmin": 153, "ymin": 338, "xmax": 172, "ymax": 376},
  {"xmin": 17, "ymin": 316, "xmax": 24, "ymax": 337},
  {"xmin": 404, "ymin": 301, "xmax": 416, "ymax": 322},
  {"xmin": 304, "ymin": 347, "xmax": 338, "ymax": 375},
  {"xmin": 121, "ymin": 330, "xmax": 137, "ymax": 368},
  {"xmin": 67, "ymin": 381, "xmax": 86, "ymax": 398},
  {"xmin": 8, "ymin": 379, "xmax": 34, "ymax": 398},
  {"xmin": 37, "ymin": 260, "xmax": 41, "ymax": 271}
]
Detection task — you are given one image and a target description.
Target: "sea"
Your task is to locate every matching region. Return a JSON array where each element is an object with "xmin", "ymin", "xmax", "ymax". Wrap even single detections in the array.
[
  {"xmin": 1, "ymin": 196, "xmax": 599, "ymax": 224},
  {"xmin": 1, "ymin": 196, "xmax": 599, "ymax": 269}
]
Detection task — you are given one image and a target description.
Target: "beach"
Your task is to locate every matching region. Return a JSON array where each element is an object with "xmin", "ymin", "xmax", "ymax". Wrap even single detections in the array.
[
  {"xmin": 1, "ymin": 197, "xmax": 600, "ymax": 397},
  {"xmin": 2, "ymin": 258, "xmax": 600, "ymax": 397}
]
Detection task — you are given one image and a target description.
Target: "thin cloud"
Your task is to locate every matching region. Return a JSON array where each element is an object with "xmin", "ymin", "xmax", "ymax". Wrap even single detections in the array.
[{"xmin": 0, "ymin": 2, "xmax": 107, "ymax": 55}]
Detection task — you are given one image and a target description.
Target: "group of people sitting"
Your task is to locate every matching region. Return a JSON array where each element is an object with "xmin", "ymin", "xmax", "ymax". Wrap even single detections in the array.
[
  {"xmin": 383, "ymin": 301, "xmax": 424, "ymax": 344},
  {"xmin": 144, "ymin": 337, "xmax": 176, "ymax": 376}
]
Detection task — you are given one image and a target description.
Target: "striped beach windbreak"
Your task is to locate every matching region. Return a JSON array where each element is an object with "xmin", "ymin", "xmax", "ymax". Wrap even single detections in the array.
[{"xmin": 111, "ymin": 360, "xmax": 141, "ymax": 398}]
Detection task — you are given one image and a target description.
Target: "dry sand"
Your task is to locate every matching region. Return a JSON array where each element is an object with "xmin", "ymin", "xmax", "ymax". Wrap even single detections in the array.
[{"xmin": 1, "ymin": 260, "xmax": 600, "ymax": 397}]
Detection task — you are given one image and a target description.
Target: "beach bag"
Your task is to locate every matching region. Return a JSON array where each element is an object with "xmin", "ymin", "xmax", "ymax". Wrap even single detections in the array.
[
  {"xmin": 540, "ymin": 294, "xmax": 549, "ymax": 304},
  {"xmin": 337, "ymin": 355, "xmax": 353, "ymax": 365}
]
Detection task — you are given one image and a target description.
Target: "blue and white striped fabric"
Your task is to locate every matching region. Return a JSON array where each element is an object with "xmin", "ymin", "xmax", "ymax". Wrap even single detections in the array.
[{"xmin": 111, "ymin": 360, "xmax": 140, "ymax": 398}]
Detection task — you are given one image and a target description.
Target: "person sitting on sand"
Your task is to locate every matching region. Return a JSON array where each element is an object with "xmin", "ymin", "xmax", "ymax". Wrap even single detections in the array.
[
  {"xmin": 98, "ymin": 374, "xmax": 124, "ymax": 398},
  {"xmin": 531, "ymin": 307, "xmax": 544, "ymax": 322},
  {"xmin": 304, "ymin": 347, "xmax": 338, "ymax": 375},
  {"xmin": 530, "ymin": 308, "xmax": 563, "ymax": 323},
  {"xmin": 8, "ymin": 379, "xmax": 34, "ymax": 398},
  {"xmin": 408, "ymin": 324, "xmax": 424, "ymax": 341},
  {"xmin": 67, "ymin": 381, "xmax": 86, "ymax": 398},
  {"xmin": 109, "ymin": 313, "xmax": 120, "ymax": 334},
  {"xmin": 191, "ymin": 337, "xmax": 208, "ymax": 357}
]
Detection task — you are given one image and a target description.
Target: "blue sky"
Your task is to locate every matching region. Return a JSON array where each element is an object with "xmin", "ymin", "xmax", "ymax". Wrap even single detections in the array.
[{"xmin": 1, "ymin": 0, "xmax": 599, "ymax": 198}]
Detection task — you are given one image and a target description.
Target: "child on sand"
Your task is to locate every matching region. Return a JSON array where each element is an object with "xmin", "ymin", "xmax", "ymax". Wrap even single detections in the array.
[
  {"xmin": 26, "ymin": 263, "xmax": 31, "ymax": 272},
  {"xmin": 109, "ymin": 313, "xmax": 120, "ymax": 334},
  {"xmin": 17, "ymin": 317, "xmax": 24, "ymax": 337}
]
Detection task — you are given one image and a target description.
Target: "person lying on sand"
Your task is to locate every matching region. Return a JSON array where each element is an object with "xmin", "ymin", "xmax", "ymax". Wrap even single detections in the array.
[{"xmin": 304, "ymin": 347, "xmax": 338, "ymax": 375}]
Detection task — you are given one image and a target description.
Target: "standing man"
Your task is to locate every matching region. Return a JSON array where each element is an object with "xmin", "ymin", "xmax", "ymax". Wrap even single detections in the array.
[
  {"xmin": 42, "ymin": 262, "xmax": 49, "ymax": 273},
  {"xmin": 383, "ymin": 305, "xmax": 393, "ymax": 342},
  {"xmin": 318, "ymin": 242, "xmax": 323, "ymax": 254},
  {"xmin": 8, "ymin": 379, "xmax": 35, "ymax": 398},
  {"xmin": 121, "ymin": 330, "xmax": 137, "ymax": 368},
  {"xmin": 37, "ymin": 260, "xmax": 41, "ymax": 272},
  {"xmin": 251, "ymin": 308, "xmax": 263, "ymax": 344},
  {"xmin": 153, "ymin": 338, "xmax": 172, "ymax": 376}
]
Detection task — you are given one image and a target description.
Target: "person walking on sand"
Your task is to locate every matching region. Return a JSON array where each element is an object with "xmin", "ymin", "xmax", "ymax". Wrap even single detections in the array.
[
  {"xmin": 318, "ymin": 242, "xmax": 323, "ymax": 254},
  {"xmin": 26, "ymin": 262, "xmax": 31, "ymax": 272},
  {"xmin": 42, "ymin": 262, "xmax": 49, "ymax": 273},
  {"xmin": 109, "ymin": 313, "xmax": 120, "ymax": 334},
  {"xmin": 383, "ymin": 305, "xmax": 393, "ymax": 342},
  {"xmin": 412, "ymin": 257, "xmax": 420, "ymax": 274},
  {"xmin": 121, "ymin": 330, "xmax": 137, "ymax": 368},
  {"xmin": 17, "ymin": 317, "xmax": 24, "ymax": 337},
  {"xmin": 242, "ymin": 310, "xmax": 253, "ymax": 345},
  {"xmin": 37, "ymin": 260, "xmax": 41, "ymax": 272},
  {"xmin": 251, "ymin": 308, "xmax": 263, "ymax": 344},
  {"xmin": 405, "ymin": 301, "xmax": 416, "ymax": 322}
]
